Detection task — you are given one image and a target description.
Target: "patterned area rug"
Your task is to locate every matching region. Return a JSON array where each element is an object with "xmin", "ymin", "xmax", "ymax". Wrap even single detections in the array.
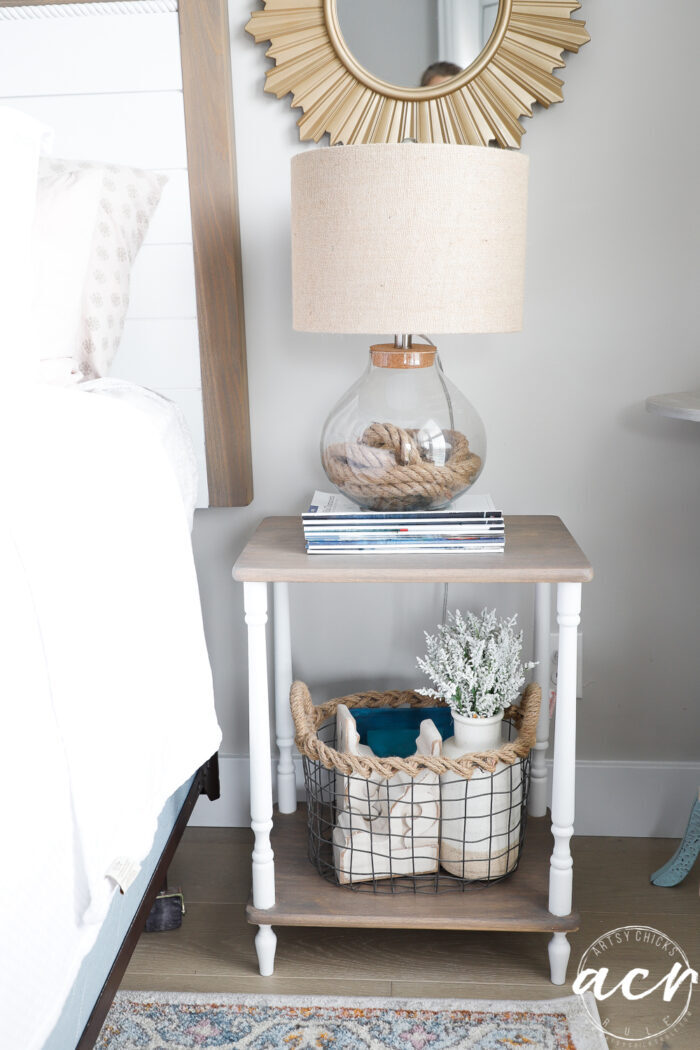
[{"xmin": 98, "ymin": 991, "xmax": 608, "ymax": 1049}]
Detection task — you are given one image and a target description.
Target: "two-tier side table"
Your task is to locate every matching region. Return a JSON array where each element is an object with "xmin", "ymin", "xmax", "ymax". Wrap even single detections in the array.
[{"xmin": 233, "ymin": 515, "xmax": 592, "ymax": 984}]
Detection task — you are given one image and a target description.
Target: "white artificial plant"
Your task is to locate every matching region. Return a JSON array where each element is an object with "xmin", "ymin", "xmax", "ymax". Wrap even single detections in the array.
[{"xmin": 416, "ymin": 607, "xmax": 536, "ymax": 719}]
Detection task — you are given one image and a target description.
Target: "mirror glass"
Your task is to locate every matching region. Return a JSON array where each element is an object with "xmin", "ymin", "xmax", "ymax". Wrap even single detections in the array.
[{"xmin": 336, "ymin": 0, "xmax": 500, "ymax": 89}]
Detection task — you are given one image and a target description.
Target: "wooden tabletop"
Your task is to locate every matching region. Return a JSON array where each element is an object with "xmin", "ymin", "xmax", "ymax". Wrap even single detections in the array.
[{"xmin": 233, "ymin": 516, "xmax": 592, "ymax": 584}]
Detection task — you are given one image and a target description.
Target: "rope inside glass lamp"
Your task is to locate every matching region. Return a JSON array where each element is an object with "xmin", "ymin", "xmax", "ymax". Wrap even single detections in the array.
[{"xmin": 322, "ymin": 421, "xmax": 482, "ymax": 512}]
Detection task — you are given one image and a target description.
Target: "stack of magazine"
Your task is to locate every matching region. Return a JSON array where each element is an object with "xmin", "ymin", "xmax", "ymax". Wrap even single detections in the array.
[{"xmin": 302, "ymin": 491, "xmax": 505, "ymax": 555}]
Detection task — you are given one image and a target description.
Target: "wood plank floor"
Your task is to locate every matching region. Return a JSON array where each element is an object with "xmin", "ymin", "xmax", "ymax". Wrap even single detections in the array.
[{"xmin": 122, "ymin": 827, "xmax": 699, "ymax": 1048}]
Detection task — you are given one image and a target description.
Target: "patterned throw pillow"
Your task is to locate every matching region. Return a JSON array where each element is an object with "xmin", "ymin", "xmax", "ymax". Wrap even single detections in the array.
[{"xmin": 38, "ymin": 158, "xmax": 167, "ymax": 378}]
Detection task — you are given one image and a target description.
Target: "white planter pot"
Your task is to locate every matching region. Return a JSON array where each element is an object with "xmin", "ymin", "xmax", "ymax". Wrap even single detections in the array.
[
  {"xmin": 451, "ymin": 710, "xmax": 504, "ymax": 752},
  {"xmin": 440, "ymin": 709, "xmax": 524, "ymax": 880}
]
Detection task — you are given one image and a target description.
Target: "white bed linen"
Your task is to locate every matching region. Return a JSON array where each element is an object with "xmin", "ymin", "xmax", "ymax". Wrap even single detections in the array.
[
  {"xmin": 80, "ymin": 378, "xmax": 199, "ymax": 529},
  {"xmin": 0, "ymin": 384, "xmax": 221, "ymax": 1050}
]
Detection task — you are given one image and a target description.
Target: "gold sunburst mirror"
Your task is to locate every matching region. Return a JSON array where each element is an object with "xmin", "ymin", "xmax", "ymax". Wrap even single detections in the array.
[{"xmin": 245, "ymin": 0, "xmax": 590, "ymax": 147}]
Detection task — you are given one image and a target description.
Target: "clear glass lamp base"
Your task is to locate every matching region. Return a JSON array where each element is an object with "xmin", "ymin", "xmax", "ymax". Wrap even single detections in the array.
[{"xmin": 321, "ymin": 344, "xmax": 486, "ymax": 512}]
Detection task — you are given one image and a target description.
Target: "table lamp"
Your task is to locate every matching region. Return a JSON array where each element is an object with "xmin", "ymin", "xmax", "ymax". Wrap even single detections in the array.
[{"xmin": 291, "ymin": 143, "xmax": 528, "ymax": 511}]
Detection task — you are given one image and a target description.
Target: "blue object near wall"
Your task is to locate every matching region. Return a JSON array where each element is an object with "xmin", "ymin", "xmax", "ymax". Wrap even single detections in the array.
[
  {"xmin": 352, "ymin": 706, "xmax": 453, "ymax": 759},
  {"xmin": 650, "ymin": 789, "xmax": 700, "ymax": 887}
]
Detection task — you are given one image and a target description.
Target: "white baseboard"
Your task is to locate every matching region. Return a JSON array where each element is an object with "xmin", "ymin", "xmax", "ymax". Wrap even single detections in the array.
[
  {"xmin": 560, "ymin": 760, "xmax": 700, "ymax": 836},
  {"xmin": 190, "ymin": 755, "xmax": 700, "ymax": 838}
]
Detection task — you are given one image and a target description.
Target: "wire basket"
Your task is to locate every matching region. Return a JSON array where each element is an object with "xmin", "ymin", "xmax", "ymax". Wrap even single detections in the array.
[{"xmin": 291, "ymin": 682, "xmax": 540, "ymax": 894}]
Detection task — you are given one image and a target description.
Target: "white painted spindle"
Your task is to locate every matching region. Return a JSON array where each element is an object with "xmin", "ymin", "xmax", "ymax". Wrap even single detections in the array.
[
  {"xmin": 273, "ymin": 581, "xmax": 297, "ymax": 813},
  {"xmin": 548, "ymin": 931, "xmax": 571, "ymax": 986},
  {"xmin": 244, "ymin": 582, "xmax": 276, "ymax": 914},
  {"xmin": 255, "ymin": 924, "xmax": 277, "ymax": 978},
  {"xmin": 528, "ymin": 581, "xmax": 551, "ymax": 817},
  {"xmin": 547, "ymin": 581, "xmax": 581, "ymax": 983}
]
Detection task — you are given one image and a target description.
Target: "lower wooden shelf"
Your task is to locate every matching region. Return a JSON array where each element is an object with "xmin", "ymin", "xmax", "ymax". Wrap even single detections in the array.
[{"xmin": 246, "ymin": 806, "xmax": 579, "ymax": 934}]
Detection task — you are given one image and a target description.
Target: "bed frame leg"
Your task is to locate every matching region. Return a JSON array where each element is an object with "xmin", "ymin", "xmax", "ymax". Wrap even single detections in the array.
[{"xmin": 255, "ymin": 924, "xmax": 277, "ymax": 977}]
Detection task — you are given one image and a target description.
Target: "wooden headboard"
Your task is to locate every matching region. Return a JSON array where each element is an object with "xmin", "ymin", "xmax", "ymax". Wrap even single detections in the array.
[{"xmin": 0, "ymin": 0, "xmax": 253, "ymax": 507}]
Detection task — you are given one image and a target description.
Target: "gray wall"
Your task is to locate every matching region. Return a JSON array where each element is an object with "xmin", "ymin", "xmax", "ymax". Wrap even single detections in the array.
[{"xmin": 196, "ymin": 0, "xmax": 700, "ymax": 784}]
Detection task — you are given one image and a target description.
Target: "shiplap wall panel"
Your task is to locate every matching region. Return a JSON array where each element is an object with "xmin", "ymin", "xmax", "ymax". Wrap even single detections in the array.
[
  {"xmin": 117, "ymin": 319, "xmax": 202, "ymax": 389},
  {"xmin": 6, "ymin": 92, "xmax": 188, "ymax": 169},
  {"xmin": 127, "ymin": 245, "xmax": 197, "ymax": 319},
  {"xmin": 144, "ymin": 170, "xmax": 192, "ymax": 245},
  {"xmin": 0, "ymin": 2, "xmax": 209, "ymax": 506},
  {"xmin": 0, "ymin": 12, "xmax": 182, "ymax": 96}
]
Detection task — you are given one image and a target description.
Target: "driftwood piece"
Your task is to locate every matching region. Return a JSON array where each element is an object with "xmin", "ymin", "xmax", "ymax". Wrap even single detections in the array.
[
  {"xmin": 333, "ymin": 708, "xmax": 442, "ymax": 884},
  {"xmin": 335, "ymin": 704, "xmax": 382, "ymax": 820}
]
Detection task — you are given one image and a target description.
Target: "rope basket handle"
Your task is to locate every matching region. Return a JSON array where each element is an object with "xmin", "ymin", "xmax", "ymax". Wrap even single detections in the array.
[{"xmin": 290, "ymin": 680, "xmax": 541, "ymax": 781}]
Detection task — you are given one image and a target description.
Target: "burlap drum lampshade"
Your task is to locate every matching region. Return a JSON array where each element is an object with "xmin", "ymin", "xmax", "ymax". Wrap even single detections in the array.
[
  {"xmin": 291, "ymin": 143, "xmax": 529, "ymax": 335},
  {"xmin": 289, "ymin": 143, "xmax": 530, "ymax": 512}
]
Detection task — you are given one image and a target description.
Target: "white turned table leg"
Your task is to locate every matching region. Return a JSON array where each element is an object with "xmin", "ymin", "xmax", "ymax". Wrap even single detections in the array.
[
  {"xmin": 529, "ymin": 582, "xmax": 551, "ymax": 817},
  {"xmin": 244, "ymin": 582, "xmax": 276, "ymax": 975},
  {"xmin": 255, "ymin": 925, "xmax": 277, "ymax": 978},
  {"xmin": 273, "ymin": 582, "xmax": 297, "ymax": 814},
  {"xmin": 548, "ymin": 581, "xmax": 581, "ymax": 984},
  {"xmin": 549, "ymin": 932, "xmax": 571, "ymax": 986}
]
